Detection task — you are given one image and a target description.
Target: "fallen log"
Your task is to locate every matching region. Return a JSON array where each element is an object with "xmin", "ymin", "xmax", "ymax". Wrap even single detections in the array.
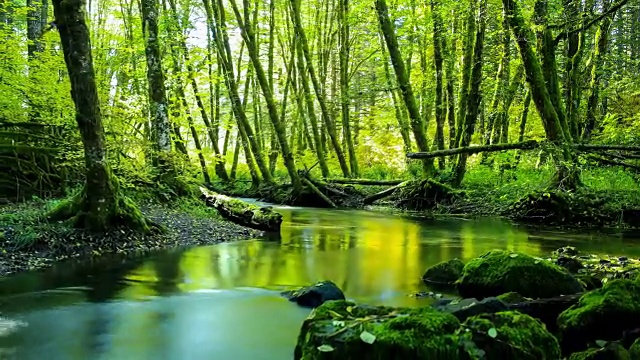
[
  {"xmin": 575, "ymin": 144, "xmax": 640, "ymax": 152},
  {"xmin": 199, "ymin": 187, "xmax": 282, "ymax": 232},
  {"xmin": 324, "ymin": 178, "xmax": 405, "ymax": 186},
  {"xmin": 406, "ymin": 140, "xmax": 541, "ymax": 159},
  {"xmin": 363, "ymin": 181, "xmax": 410, "ymax": 205}
]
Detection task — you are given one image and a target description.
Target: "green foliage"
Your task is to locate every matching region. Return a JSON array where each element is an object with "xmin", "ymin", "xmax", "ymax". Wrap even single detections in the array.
[
  {"xmin": 457, "ymin": 249, "xmax": 583, "ymax": 299},
  {"xmin": 0, "ymin": 199, "xmax": 65, "ymax": 250}
]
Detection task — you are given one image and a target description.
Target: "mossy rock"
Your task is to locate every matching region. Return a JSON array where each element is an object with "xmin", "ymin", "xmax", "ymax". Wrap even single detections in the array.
[
  {"xmin": 461, "ymin": 311, "xmax": 561, "ymax": 360},
  {"xmin": 576, "ymin": 274, "xmax": 603, "ymax": 291},
  {"xmin": 294, "ymin": 300, "xmax": 464, "ymax": 360},
  {"xmin": 496, "ymin": 292, "xmax": 529, "ymax": 304},
  {"xmin": 457, "ymin": 250, "xmax": 583, "ymax": 299},
  {"xmin": 558, "ymin": 279, "xmax": 640, "ymax": 353},
  {"xmin": 422, "ymin": 258, "xmax": 465, "ymax": 287},
  {"xmin": 510, "ymin": 190, "xmax": 612, "ymax": 226},
  {"xmin": 630, "ymin": 338, "xmax": 640, "ymax": 360},
  {"xmin": 569, "ymin": 343, "xmax": 630, "ymax": 360}
]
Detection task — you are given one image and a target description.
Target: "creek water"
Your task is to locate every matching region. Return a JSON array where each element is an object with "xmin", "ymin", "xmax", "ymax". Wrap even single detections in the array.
[{"xmin": 0, "ymin": 203, "xmax": 639, "ymax": 359}]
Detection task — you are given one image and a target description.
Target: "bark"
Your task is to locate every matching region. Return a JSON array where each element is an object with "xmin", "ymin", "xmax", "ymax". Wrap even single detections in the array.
[
  {"xmin": 583, "ymin": 0, "xmax": 613, "ymax": 141},
  {"xmin": 493, "ymin": 64, "xmax": 524, "ymax": 144},
  {"xmin": 290, "ymin": 0, "xmax": 351, "ymax": 178},
  {"xmin": 453, "ymin": 0, "xmax": 487, "ymax": 186},
  {"xmin": 454, "ymin": 0, "xmax": 476, "ymax": 147},
  {"xmin": 141, "ymin": 0, "xmax": 172, "ymax": 153},
  {"xmin": 514, "ymin": 89, "xmax": 532, "ymax": 165},
  {"xmin": 485, "ymin": 14, "xmax": 511, "ymax": 146},
  {"xmin": 27, "ymin": 0, "xmax": 45, "ymax": 57},
  {"xmin": 339, "ymin": 0, "xmax": 358, "ymax": 176},
  {"xmin": 326, "ymin": 178, "xmax": 405, "ymax": 186},
  {"xmin": 363, "ymin": 181, "xmax": 411, "ymax": 205},
  {"xmin": 50, "ymin": 0, "xmax": 149, "ymax": 231},
  {"xmin": 375, "ymin": 0, "xmax": 435, "ymax": 174},
  {"xmin": 408, "ymin": 140, "xmax": 541, "ymax": 159},
  {"xmin": 301, "ymin": 178, "xmax": 337, "ymax": 208}
]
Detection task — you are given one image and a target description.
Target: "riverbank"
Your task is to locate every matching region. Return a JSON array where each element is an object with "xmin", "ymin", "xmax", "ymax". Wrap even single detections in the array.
[{"xmin": 0, "ymin": 200, "xmax": 261, "ymax": 277}]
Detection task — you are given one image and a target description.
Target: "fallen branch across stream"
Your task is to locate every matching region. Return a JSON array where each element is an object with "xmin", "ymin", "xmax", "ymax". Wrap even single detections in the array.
[
  {"xmin": 324, "ymin": 178, "xmax": 405, "ymax": 186},
  {"xmin": 363, "ymin": 181, "xmax": 411, "ymax": 205},
  {"xmin": 199, "ymin": 187, "xmax": 282, "ymax": 233}
]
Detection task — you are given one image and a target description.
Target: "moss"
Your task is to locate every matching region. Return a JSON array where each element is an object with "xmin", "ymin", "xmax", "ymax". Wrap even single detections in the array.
[
  {"xmin": 569, "ymin": 343, "xmax": 630, "ymax": 360},
  {"xmin": 422, "ymin": 258, "xmax": 465, "ymax": 286},
  {"xmin": 630, "ymin": 338, "xmax": 640, "ymax": 360},
  {"xmin": 461, "ymin": 311, "xmax": 561, "ymax": 360},
  {"xmin": 457, "ymin": 250, "xmax": 583, "ymax": 299},
  {"xmin": 558, "ymin": 279, "xmax": 640, "ymax": 353},
  {"xmin": 295, "ymin": 302, "xmax": 464, "ymax": 360},
  {"xmin": 576, "ymin": 274, "xmax": 603, "ymax": 291},
  {"xmin": 510, "ymin": 190, "xmax": 614, "ymax": 226},
  {"xmin": 496, "ymin": 292, "xmax": 528, "ymax": 304}
]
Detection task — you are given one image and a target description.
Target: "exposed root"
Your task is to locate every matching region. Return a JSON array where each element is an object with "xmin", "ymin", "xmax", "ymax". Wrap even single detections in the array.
[{"xmin": 393, "ymin": 179, "xmax": 461, "ymax": 211}]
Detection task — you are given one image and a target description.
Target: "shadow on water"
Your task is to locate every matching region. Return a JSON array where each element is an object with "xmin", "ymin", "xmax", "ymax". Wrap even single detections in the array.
[{"xmin": 1, "ymin": 205, "xmax": 640, "ymax": 359}]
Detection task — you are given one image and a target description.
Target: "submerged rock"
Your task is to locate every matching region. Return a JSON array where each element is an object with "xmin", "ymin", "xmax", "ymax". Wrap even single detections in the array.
[
  {"xmin": 457, "ymin": 250, "xmax": 583, "ymax": 299},
  {"xmin": 422, "ymin": 258, "xmax": 465, "ymax": 287},
  {"xmin": 569, "ymin": 343, "xmax": 630, "ymax": 360},
  {"xmin": 558, "ymin": 279, "xmax": 640, "ymax": 353},
  {"xmin": 282, "ymin": 281, "xmax": 345, "ymax": 308}
]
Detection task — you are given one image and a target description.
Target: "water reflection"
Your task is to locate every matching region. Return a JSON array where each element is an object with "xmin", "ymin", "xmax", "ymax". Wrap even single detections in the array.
[{"xmin": 1, "ymin": 206, "xmax": 640, "ymax": 359}]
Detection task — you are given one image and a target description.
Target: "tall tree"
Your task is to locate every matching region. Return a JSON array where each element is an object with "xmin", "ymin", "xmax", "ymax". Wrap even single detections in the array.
[
  {"xmin": 49, "ymin": 0, "xmax": 150, "ymax": 231},
  {"xmin": 339, "ymin": 0, "xmax": 358, "ymax": 176}
]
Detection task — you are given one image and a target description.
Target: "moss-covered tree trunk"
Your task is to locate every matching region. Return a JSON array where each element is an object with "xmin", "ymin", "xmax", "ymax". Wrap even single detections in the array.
[
  {"xmin": 583, "ymin": 0, "xmax": 613, "ymax": 141},
  {"xmin": 140, "ymin": 0, "xmax": 171, "ymax": 154},
  {"xmin": 453, "ymin": 0, "xmax": 487, "ymax": 186},
  {"xmin": 485, "ymin": 15, "xmax": 511, "ymax": 146},
  {"xmin": 454, "ymin": 0, "xmax": 476, "ymax": 148},
  {"xmin": 376, "ymin": 0, "xmax": 435, "ymax": 175},
  {"xmin": 49, "ymin": 0, "xmax": 149, "ymax": 232}
]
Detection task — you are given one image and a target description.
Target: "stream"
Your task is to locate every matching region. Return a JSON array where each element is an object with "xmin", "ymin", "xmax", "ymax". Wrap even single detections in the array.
[{"xmin": 1, "ymin": 203, "xmax": 640, "ymax": 359}]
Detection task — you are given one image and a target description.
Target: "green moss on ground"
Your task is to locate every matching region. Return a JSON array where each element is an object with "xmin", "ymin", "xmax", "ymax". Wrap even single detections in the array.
[
  {"xmin": 558, "ymin": 279, "xmax": 640, "ymax": 353},
  {"xmin": 422, "ymin": 258, "xmax": 465, "ymax": 286},
  {"xmin": 461, "ymin": 311, "xmax": 561, "ymax": 360},
  {"xmin": 457, "ymin": 250, "xmax": 583, "ymax": 299},
  {"xmin": 496, "ymin": 292, "xmax": 529, "ymax": 304}
]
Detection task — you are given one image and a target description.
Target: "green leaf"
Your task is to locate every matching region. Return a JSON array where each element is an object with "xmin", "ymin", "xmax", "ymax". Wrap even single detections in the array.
[
  {"xmin": 595, "ymin": 340, "xmax": 607, "ymax": 348},
  {"xmin": 360, "ymin": 330, "xmax": 376, "ymax": 344},
  {"xmin": 509, "ymin": 253, "xmax": 519, "ymax": 258},
  {"xmin": 317, "ymin": 344, "xmax": 335, "ymax": 352},
  {"xmin": 488, "ymin": 328, "xmax": 498, "ymax": 338},
  {"xmin": 328, "ymin": 310, "xmax": 344, "ymax": 319}
]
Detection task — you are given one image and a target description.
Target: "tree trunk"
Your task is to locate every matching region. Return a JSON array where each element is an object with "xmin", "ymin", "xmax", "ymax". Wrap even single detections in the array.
[
  {"xmin": 514, "ymin": 88, "xmax": 531, "ymax": 165},
  {"xmin": 454, "ymin": 0, "xmax": 476, "ymax": 148},
  {"xmin": 375, "ymin": 0, "xmax": 435, "ymax": 175},
  {"xmin": 431, "ymin": 0, "xmax": 446, "ymax": 169},
  {"xmin": 27, "ymin": 0, "xmax": 45, "ymax": 58},
  {"xmin": 141, "ymin": 0, "xmax": 172, "ymax": 154},
  {"xmin": 290, "ymin": 0, "xmax": 351, "ymax": 178},
  {"xmin": 49, "ymin": 0, "xmax": 149, "ymax": 232},
  {"xmin": 485, "ymin": 14, "xmax": 511, "ymax": 146},
  {"xmin": 339, "ymin": 0, "xmax": 358, "ymax": 176},
  {"xmin": 453, "ymin": 0, "xmax": 487, "ymax": 186}
]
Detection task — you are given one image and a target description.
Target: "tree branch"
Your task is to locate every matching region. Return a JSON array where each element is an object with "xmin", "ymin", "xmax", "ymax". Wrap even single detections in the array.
[
  {"xmin": 554, "ymin": 0, "xmax": 629, "ymax": 44},
  {"xmin": 406, "ymin": 140, "xmax": 541, "ymax": 159}
]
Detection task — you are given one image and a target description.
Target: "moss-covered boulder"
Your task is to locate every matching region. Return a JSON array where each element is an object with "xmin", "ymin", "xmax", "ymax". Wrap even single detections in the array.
[
  {"xmin": 457, "ymin": 250, "xmax": 583, "ymax": 299},
  {"xmin": 461, "ymin": 311, "xmax": 561, "ymax": 360},
  {"xmin": 294, "ymin": 300, "xmax": 464, "ymax": 360},
  {"xmin": 569, "ymin": 343, "xmax": 630, "ymax": 360},
  {"xmin": 558, "ymin": 279, "xmax": 640, "ymax": 353},
  {"xmin": 630, "ymin": 338, "xmax": 640, "ymax": 360},
  {"xmin": 576, "ymin": 274, "xmax": 603, "ymax": 291},
  {"xmin": 422, "ymin": 258, "xmax": 465, "ymax": 287}
]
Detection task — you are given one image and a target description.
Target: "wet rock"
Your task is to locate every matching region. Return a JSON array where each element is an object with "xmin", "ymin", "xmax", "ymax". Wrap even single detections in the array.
[
  {"xmin": 422, "ymin": 258, "xmax": 465, "ymax": 287},
  {"xmin": 569, "ymin": 343, "xmax": 630, "ymax": 360},
  {"xmin": 557, "ymin": 256, "xmax": 586, "ymax": 273},
  {"xmin": 294, "ymin": 300, "xmax": 462, "ymax": 360},
  {"xmin": 448, "ymin": 297, "xmax": 509, "ymax": 322},
  {"xmin": 555, "ymin": 246, "xmax": 580, "ymax": 257},
  {"xmin": 457, "ymin": 250, "xmax": 583, "ymax": 299},
  {"xmin": 558, "ymin": 279, "xmax": 640, "ymax": 353},
  {"xmin": 282, "ymin": 280, "xmax": 345, "ymax": 308}
]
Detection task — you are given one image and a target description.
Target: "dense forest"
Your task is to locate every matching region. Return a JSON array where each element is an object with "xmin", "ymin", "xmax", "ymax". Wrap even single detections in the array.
[{"xmin": 1, "ymin": 0, "xmax": 640, "ymax": 233}]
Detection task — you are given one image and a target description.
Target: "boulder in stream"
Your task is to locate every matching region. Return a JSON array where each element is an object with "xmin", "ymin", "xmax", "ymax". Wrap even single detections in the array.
[
  {"xmin": 568, "ymin": 343, "xmax": 630, "ymax": 360},
  {"xmin": 457, "ymin": 250, "xmax": 583, "ymax": 299},
  {"xmin": 558, "ymin": 278, "xmax": 640, "ymax": 353},
  {"xmin": 422, "ymin": 258, "xmax": 465, "ymax": 287},
  {"xmin": 282, "ymin": 281, "xmax": 345, "ymax": 308}
]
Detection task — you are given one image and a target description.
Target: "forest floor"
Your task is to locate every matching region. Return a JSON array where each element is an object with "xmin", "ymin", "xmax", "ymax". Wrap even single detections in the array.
[{"xmin": 0, "ymin": 200, "xmax": 261, "ymax": 277}]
